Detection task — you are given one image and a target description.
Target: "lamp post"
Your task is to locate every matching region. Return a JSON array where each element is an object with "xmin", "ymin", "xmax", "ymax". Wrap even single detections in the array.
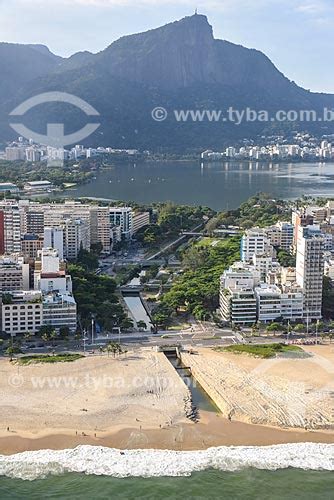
[
  {"xmin": 83, "ymin": 329, "xmax": 88, "ymax": 354},
  {"xmin": 91, "ymin": 317, "xmax": 95, "ymax": 345}
]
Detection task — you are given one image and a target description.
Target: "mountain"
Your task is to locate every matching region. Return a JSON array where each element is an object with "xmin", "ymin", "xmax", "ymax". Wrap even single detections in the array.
[
  {"xmin": 0, "ymin": 43, "xmax": 62, "ymax": 98},
  {"xmin": 1, "ymin": 14, "xmax": 333, "ymax": 151}
]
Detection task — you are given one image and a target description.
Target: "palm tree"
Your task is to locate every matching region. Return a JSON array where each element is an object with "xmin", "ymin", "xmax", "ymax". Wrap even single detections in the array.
[
  {"xmin": 104, "ymin": 342, "xmax": 122, "ymax": 358},
  {"xmin": 50, "ymin": 330, "xmax": 58, "ymax": 347}
]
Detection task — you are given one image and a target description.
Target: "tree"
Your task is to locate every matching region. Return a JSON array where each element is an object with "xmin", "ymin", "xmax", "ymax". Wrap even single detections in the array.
[
  {"xmin": 59, "ymin": 326, "xmax": 70, "ymax": 340},
  {"xmin": 104, "ymin": 342, "xmax": 122, "ymax": 358},
  {"xmin": 294, "ymin": 323, "xmax": 305, "ymax": 333},
  {"xmin": 137, "ymin": 320, "xmax": 147, "ymax": 331},
  {"xmin": 322, "ymin": 276, "xmax": 334, "ymax": 319},
  {"xmin": 5, "ymin": 345, "xmax": 22, "ymax": 361},
  {"xmin": 77, "ymin": 248, "xmax": 99, "ymax": 271},
  {"xmin": 120, "ymin": 318, "xmax": 134, "ymax": 331}
]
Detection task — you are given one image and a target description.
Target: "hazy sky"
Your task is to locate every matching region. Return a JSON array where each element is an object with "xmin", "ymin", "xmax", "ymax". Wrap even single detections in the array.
[{"xmin": 1, "ymin": 0, "xmax": 333, "ymax": 92}]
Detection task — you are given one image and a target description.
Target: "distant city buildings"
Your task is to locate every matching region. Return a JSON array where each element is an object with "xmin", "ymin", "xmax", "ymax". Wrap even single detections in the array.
[
  {"xmin": 202, "ymin": 137, "xmax": 334, "ymax": 162},
  {"xmin": 2, "ymin": 137, "xmax": 142, "ymax": 164}
]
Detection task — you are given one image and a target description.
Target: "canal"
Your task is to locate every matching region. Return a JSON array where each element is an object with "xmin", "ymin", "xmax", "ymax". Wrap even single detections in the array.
[
  {"xmin": 122, "ymin": 273, "xmax": 153, "ymax": 332},
  {"xmin": 167, "ymin": 353, "xmax": 219, "ymax": 413}
]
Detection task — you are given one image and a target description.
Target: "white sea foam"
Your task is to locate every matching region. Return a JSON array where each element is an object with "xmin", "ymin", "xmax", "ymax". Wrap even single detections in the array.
[{"xmin": 0, "ymin": 443, "xmax": 333, "ymax": 481}]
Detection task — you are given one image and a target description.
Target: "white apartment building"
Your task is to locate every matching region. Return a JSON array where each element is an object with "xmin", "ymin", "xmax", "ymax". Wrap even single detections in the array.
[
  {"xmin": 252, "ymin": 253, "xmax": 274, "ymax": 281},
  {"xmin": 296, "ymin": 226, "xmax": 325, "ymax": 320},
  {"xmin": 280, "ymin": 284, "xmax": 304, "ymax": 321},
  {"xmin": 278, "ymin": 222, "xmax": 294, "ymax": 251},
  {"xmin": 109, "ymin": 207, "xmax": 133, "ymax": 239},
  {"xmin": 220, "ymin": 263, "xmax": 260, "ymax": 290},
  {"xmin": 34, "ymin": 248, "xmax": 72, "ymax": 295},
  {"xmin": 42, "ymin": 292, "xmax": 77, "ymax": 333},
  {"xmin": 44, "ymin": 227, "xmax": 64, "ymax": 260},
  {"xmin": 2, "ymin": 290, "xmax": 43, "ymax": 336},
  {"xmin": 254, "ymin": 284, "xmax": 281, "ymax": 323},
  {"xmin": 64, "ymin": 219, "xmax": 90, "ymax": 260},
  {"xmin": 241, "ymin": 228, "xmax": 270, "ymax": 262},
  {"xmin": 5, "ymin": 147, "xmax": 26, "ymax": 161},
  {"xmin": 220, "ymin": 287, "xmax": 257, "ymax": 325}
]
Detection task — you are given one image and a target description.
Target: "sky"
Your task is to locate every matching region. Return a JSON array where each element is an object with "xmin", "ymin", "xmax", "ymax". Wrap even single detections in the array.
[{"xmin": 1, "ymin": 0, "xmax": 333, "ymax": 93}]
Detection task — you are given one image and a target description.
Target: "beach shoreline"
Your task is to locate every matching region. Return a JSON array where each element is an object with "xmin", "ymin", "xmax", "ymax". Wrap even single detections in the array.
[
  {"xmin": 1, "ymin": 345, "xmax": 333, "ymax": 456},
  {"xmin": 1, "ymin": 411, "xmax": 334, "ymax": 456}
]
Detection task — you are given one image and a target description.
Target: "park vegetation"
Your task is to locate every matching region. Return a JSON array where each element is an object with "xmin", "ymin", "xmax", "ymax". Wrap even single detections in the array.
[
  {"xmin": 16, "ymin": 353, "xmax": 84, "ymax": 365},
  {"xmin": 152, "ymin": 236, "xmax": 241, "ymax": 325},
  {"xmin": 216, "ymin": 343, "xmax": 303, "ymax": 359},
  {"xmin": 0, "ymin": 159, "xmax": 96, "ymax": 191},
  {"xmin": 136, "ymin": 202, "xmax": 214, "ymax": 247}
]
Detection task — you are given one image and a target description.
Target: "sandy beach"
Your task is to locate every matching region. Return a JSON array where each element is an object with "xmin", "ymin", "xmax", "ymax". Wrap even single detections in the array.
[
  {"xmin": 0, "ymin": 345, "xmax": 333, "ymax": 455},
  {"xmin": 182, "ymin": 345, "xmax": 334, "ymax": 429}
]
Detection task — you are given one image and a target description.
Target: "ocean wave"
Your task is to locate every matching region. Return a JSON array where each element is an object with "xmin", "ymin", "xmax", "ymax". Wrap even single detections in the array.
[{"xmin": 0, "ymin": 443, "xmax": 333, "ymax": 481}]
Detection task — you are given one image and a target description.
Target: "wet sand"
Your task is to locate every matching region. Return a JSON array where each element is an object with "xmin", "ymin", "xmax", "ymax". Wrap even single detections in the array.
[{"xmin": 1, "ymin": 410, "xmax": 334, "ymax": 456}]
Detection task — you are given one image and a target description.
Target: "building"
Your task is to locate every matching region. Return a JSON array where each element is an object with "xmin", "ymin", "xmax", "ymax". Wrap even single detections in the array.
[
  {"xmin": 277, "ymin": 222, "xmax": 294, "ymax": 251},
  {"xmin": 132, "ymin": 212, "xmax": 150, "ymax": 234},
  {"xmin": 296, "ymin": 226, "xmax": 325, "ymax": 320},
  {"xmin": 0, "ymin": 183, "xmax": 19, "ymax": 194},
  {"xmin": 25, "ymin": 147, "xmax": 41, "ymax": 162},
  {"xmin": 220, "ymin": 262, "xmax": 260, "ymax": 290},
  {"xmin": 109, "ymin": 207, "xmax": 133, "ymax": 239},
  {"xmin": 21, "ymin": 234, "xmax": 44, "ymax": 259},
  {"xmin": 42, "ymin": 292, "xmax": 77, "ymax": 333},
  {"xmin": 241, "ymin": 228, "xmax": 270, "ymax": 262},
  {"xmin": 220, "ymin": 287, "xmax": 257, "ymax": 325},
  {"xmin": 44, "ymin": 227, "xmax": 64, "ymax": 260},
  {"xmin": 24, "ymin": 180, "xmax": 52, "ymax": 192},
  {"xmin": 34, "ymin": 248, "xmax": 72, "ymax": 295},
  {"xmin": 64, "ymin": 219, "xmax": 90, "ymax": 260},
  {"xmin": 254, "ymin": 284, "xmax": 281, "ymax": 323},
  {"xmin": 280, "ymin": 284, "xmax": 304, "ymax": 321},
  {"xmin": 2, "ymin": 290, "xmax": 43, "ymax": 336},
  {"xmin": 252, "ymin": 253, "xmax": 274, "ymax": 281},
  {"xmin": 220, "ymin": 264, "xmax": 259, "ymax": 325},
  {"xmin": 324, "ymin": 258, "xmax": 334, "ymax": 281},
  {"xmin": 24, "ymin": 210, "xmax": 45, "ymax": 236},
  {"xmin": 0, "ymin": 202, "xmax": 22, "ymax": 254},
  {"xmin": 5, "ymin": 147, "xmax": 26, "ymax": 161},
  {"xmin": 0, "ymin": 256, "xmax": 29, "ymax": 292}
]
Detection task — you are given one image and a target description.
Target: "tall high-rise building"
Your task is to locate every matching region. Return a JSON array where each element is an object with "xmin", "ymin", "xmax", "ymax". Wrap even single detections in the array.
[
  {"xmin": 64, "ymin": 219, "xmax": 90, "ymax": 260},
  {"xmin": 44, "ymin": 227, "xmax": 64, "ymax": 260},
  {"xmin": 0, "ymin": 202, "xmax": 22, "ymax": 254},
  {"xmin": 296, "ymin": 226, "xmax": 325, "ymax": 320}
]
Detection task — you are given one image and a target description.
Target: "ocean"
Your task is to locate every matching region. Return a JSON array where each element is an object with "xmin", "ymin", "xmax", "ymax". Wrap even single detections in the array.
[{"xmin": 0, "ymin": 444, "xmax": 333, "ymax": 499}]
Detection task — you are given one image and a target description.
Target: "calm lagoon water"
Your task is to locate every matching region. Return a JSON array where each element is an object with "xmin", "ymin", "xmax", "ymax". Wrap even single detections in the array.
[{"xmin": 59, "ymin": 161, "xmax": 334, "ymax": 210}]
